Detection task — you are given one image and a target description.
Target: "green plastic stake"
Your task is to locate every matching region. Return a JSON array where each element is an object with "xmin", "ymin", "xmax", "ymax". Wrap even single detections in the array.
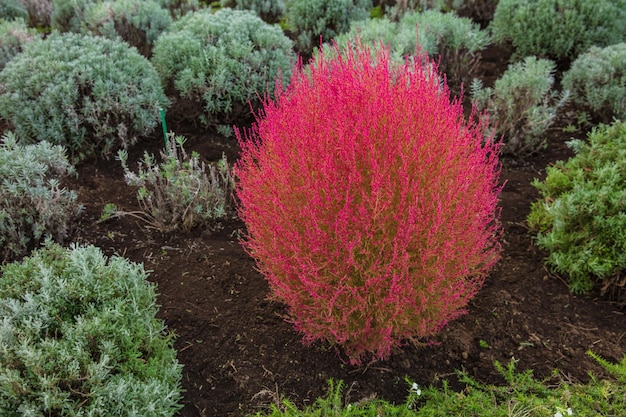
[{"xmin": 159, "ymin": 108, "xmax": 170, "ymax": 155}]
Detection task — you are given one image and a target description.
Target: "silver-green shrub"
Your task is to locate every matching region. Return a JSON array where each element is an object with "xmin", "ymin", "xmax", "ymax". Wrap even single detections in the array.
[
  {"xmin": 285, "ymin": 0, "xmax": 372, "ymax": 53},
  {"xmin": 112, "ymin": 133, "xmax": 236, "ymax": 232},
  {"xmin": 0, "ymin": 32, "xmax": 168, "ymax": 162},
  {"xmin": 50, "ymin": 0, "xmax": 96, "ymax": 32},
  {"xmin": 471, "ymin": 56, "xmax": 568, "ymax": 155},
  {"xmin": 0, "ymin": 242, "xmax": 183, "ymax": 415},
  {"xmin": 156, "ymin": 0, "xmax": 198, "ymax": 18},
  {"xmin": 0, "ymin": 17, "xmax": 41, "ymax": 70},
  {"xmin": 490, "ymin": 0, "xmax": 626, "ymax": 61},
  {"xmin": 562, "ymin": 43, "xmax": 626, "ymax": 124},
  {"xmin": 333, "ymin": 9, "xmax": 490, "ymax": 94},
  {"xmin": 22, "ymin": 0, "xmax": 53, "ymax": 28},
  {"xmin": 528, "ymin": 121, "xmax": 626, "ymax": 299},
  {"xmin": 0, "ymin": 132, "xmax": 82, "ymax": 263},
  {"xmin": 220, "ymin": 0, "xmax": 284, "ymax": 23},
  {"xmin": 83, "ymin": 0, "xmax": 173, "ymax": 57},
  {"xmin": 151, "ymin": 8, "xmax": 295, "ymax": 126},
  {"xmin": 0, "ymin": 0, "xmax": 28, "ymax": 21}
]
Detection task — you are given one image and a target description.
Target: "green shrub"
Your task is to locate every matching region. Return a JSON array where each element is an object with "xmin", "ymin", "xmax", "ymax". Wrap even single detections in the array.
[
  {"xmin": 252, "ymin": 358, "xmax": 626, "ymax": 416},
  {"xmin": 151, "ymin": 8, "xmax": 295, "ymax": 126},
  {"xmin": 528, "ymin": 120, "xmax": 626, "ymax": 297},
  {"xmin": 110, "ymin": 133, "xmax": 235, "ymax": 232},
  {"xmin": 220, "ymin": 0, "xmax": 284, "ymax": 23},
  {"xmin": 0, "ymin": 132, "xmax": 82, "ymax": 263},
  {"xmin": 562, "ymin": 43, "xmax": 626, "ymax": 124},
  {"xmin": 0, "ymin": 0, "xmax": 28, "ymax": 21},
  {"xmin": 84, "ymin": 0, "xmax": 173, "ymax": 57},
  {"xmin": 0, "ymin": 242, "xmax": 183, "ymax": 415},
  {"xmin": 0, "ymin": 32, "xmax": 168, "ymax": 162},
  {"xmin": 156, "ymin": 0, "xmax": 199, "ymax": 18},
  {"xmin": 285, "ymin": 0, "xmax": 372, "ymax": 54},
  {"xmin": 0, "ymin": 17, "xmax": 41, "ymax": 70},
  {"xmin": 22, "ymin": 0, "xmax": 53, "ymax": 28},
  {"xmin": 50, "ymin": 0, "xmax": 96, "ymax": 32},
  {"xmin": 333, "ymin": 9, "xmax": 490, "ymax": 94},
  {"xmin": 471, "ymin": 56, "xmax": 568, "ymax": 156},
  {"xmin": 490, "ymin": 0, "xmax": 626, "ymax": 61}
]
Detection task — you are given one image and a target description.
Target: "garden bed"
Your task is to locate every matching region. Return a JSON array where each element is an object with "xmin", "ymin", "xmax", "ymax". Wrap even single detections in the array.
[{"xmin": 65, "ymin": 44, "xmax": 626, "ymax": 416}]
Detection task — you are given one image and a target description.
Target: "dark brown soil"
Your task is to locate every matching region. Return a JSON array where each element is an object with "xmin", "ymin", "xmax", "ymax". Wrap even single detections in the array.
[{"xmin": 63, "ymin": 45, "xmax": 625, "ymax": 416}]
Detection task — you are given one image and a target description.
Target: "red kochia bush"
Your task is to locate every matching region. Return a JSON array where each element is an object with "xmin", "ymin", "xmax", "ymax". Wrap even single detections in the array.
[{"xmin": 235, "ymin": 41, "xmax": 502, "ymax": 365}]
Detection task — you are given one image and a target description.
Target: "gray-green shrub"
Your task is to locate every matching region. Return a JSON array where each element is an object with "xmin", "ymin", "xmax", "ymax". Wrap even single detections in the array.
[
  {"xmin": 0, "ymin": 132, "xmax": 82, "ymax": 263},
  {"xmin": 22, "ymin": 0, "xmax": 53, "ymax": 28},
  {"xmin": 111, "ymin": 133, "xmax": 236, "ymax": 232},
  {"xmin": 220, "ymin": 0, "xmax": 284, "ymax": 23},
  {"xmin": 528, "ymin": 120, "xmax": 626, "ymax": 298},
  {"xmin": 0, "ymin": 32, "xmax": 168, "ymax": 161},
  {"xmin": 333, "ymin": 9, "xmax": 490, "ymax": 94},
  {"xmin": 50, "ymin": 0, "xmax": 96, "ymax": 32},
  {"xmin": 151, "ymin": 8, "xmax": 295, "ymax": 126},
  {"xmin": 285, "ymin": 0, "xmax": 372, "ymax": 53},
  {"xmin": 83, "ymin": 0, "xmax": 173, "ymax": 56},
  {"xmin": 156, "ymin": 0, "xmax": 198, "ymax": 18},
  {"xmin": 0, "ymin": 17, "xmax": 41, "ymax": 70},
  {"xmin": 0, "ymin": 242, "xmax": 183, "ymax": 415},
  {"xmin": 471, "ymin": 56, "xmax": 568, "ymax": 155},
  {"xmin": 490, "ymin": 0, "xmax": 626, "ymax": 61},
  {"xmin": 0, "ymin": 0, "xmax": 28, "ymax": 21},
  {"xmin": 562, "ymin": 43, "xmax": 626, "ymax": 124}
]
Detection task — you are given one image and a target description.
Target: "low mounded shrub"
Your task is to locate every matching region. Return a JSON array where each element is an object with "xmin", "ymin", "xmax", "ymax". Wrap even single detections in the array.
[
  {"xmin": 528, "ymin": 120, "xmax": 626, "ymax": 299},
  {"xmin": 151, "ymin": 8, "xmax": 295, "ymax": 127},
  {"xmin": 0, "ymin": 18, "xmax": 41, "ymax": 70},
  {"xmin": 285, "ymin": 0, "xmax": 372, "ymax": 54},
  {"xmin": 0, "ymin": 0, "xmax": 28, "ymax": 21},
  {"xmin": 156, "ymin": 0, "xmax": 199, "ymax": 18},
  {"xmin": 471, "ymin": 56, "xmax": 568, "ymax": 156},
  {"xmin": 0, "ymin": 242, "xmax": 183, "ymax": 415},
  {"xmin": 334, "ymin": 9, "xmax": 490, "ymax": 94},
  {"xmin": 0, "ymin": 132, "xmax": 82, "ymax": 263},
  {"xmin": 562, "ymin": 43, "xmax": 626, "ymax": 124},
  {"xmin": 0, "ymin": 32, "xmax": 168, "ymax": 162},
  {"xmin": 220, "ymin": 0, "xmax": 285, "ymax": 23},
  {"xmin": 50, "ymin": 0, "xmax": 96, "ymax": 32},
  {"xmin": 112, "ymin": 133, "xmax": 236, "ymax": 232},
  {"xmin": 83, "ymin": 0, "xmax": 173, "ymax": 57},
  {"xmin": 490, "ymin": 0, "xmax": 626, "ymax": 61},
  {"xmin": 22, "ymin": 0, "xmax": 53, "ymax": 28},
  {"xmin": 236, "ymin": 40, "xmax": 502, "ymax": 364}
]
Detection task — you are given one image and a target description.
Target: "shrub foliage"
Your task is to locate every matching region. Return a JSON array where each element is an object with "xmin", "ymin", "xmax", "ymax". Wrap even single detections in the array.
[
  {"xmin": 114, "ymin": 134, "xmax": 236, "ymax": 233},
  {"xmin": 0, "ymin": 18, "xmax": 41, "ymax": 71},
  {"xmin": 0, "ymin": 242, "xmax": 183, "ymax": 415},
  {"xmin": 471, "ymin": 56, "xmax": 568, "ymax": 156},
  {"xmin": 0, "ymin": 132, "xmax": 82, "ymax": 263},
  {"xmin": 562, "ymin": 43, "xmax": 626, "ymax": 124},
  {"xmin": 151, "ymin": 8, "xmax": 295, "ymax": 126},
  {"xmin": 0, "ymin": 32, "xmax": 168, "ymax": 162},
  {"xmin": 490, "ymin": 0, "xmax": 626, "ymax": 61},
  {"xmin": 236, "ymin": 41, "xmax": 502, "ymax": 364},
  {"xmin": 528, "ymin": 121, "xmax": 626, "ymax": 299}
]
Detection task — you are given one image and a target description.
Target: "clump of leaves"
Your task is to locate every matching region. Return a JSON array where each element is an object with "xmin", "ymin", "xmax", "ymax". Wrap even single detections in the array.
[
  {"xmin": 113, "ymin": 133, "xmax": 235, "ymax": 233},
  {"xmin": 83, "ymin": 0, "xmax": 173, "ymax": 57},
  {"xmin": 334, "ymin": 9, "xmax": 491, "ymax": 95},
  {"xmin": 490, "ymin": 0, "xmax": 626, "ymax": 61},
  {"xmin": 0, "ymin": 242, "xmax": 183, "ymax": 415},
  {"xmin": 236, "ymin": 39, "xmax": 502, "ymax": 364},
  {"xmin": 0, "ymin": 31, "xmax": 168, "ymax": 162},
  {"xmin": 284, "ymin": 0, "xmax": 372, "ymax": 54},
  {"xmin": 151, "ymin": 7, "xmax": 295, "ymax": 127},
  {"xmin": 562, "ymin": 42, "xmax": 626, "ymax": 124},
  {"xmin": 0, "ymin": 17, "xmax": 41, "ymax": 70},
  {"xmin": 0, "ymin": 131, "xmax": 82, "ymax": 263},
  {"xmin": 471, "ymin": 56, "xmax": 568, "ymax": 156},
  {"xmin": 220, "ymin": 0, "xmax": 285, "ymax": 23},
  {"xmin": 528, "ymin": 120, "xmax": 626, "ymax": 299}
]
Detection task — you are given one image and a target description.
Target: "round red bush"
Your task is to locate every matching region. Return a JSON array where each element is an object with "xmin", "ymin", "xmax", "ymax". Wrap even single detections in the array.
[{"xmin": 235, "ymin": 41, "xmax": 502, "ymax": 365}]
